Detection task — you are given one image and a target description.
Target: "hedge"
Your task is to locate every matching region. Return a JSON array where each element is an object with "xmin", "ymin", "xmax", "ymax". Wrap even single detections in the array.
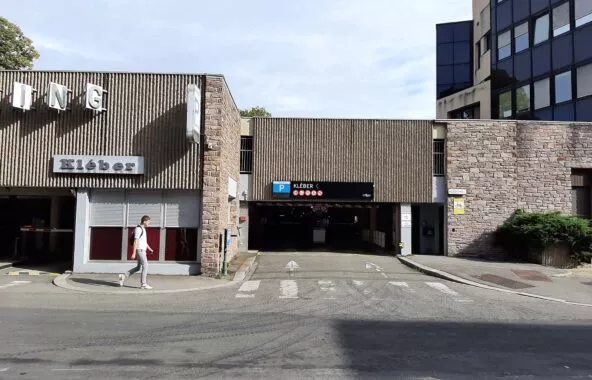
[{"xmin": 494, "ymin": 210, "xmax": 592, "ymax": 263}]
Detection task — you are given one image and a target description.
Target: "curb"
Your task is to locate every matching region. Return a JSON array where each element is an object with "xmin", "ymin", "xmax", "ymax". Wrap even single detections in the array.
[
  {"xmin": 8, "ymin": 271, "xmax": 59, "ymax": 276},
  {"xmin": 397, "ymin": 255, "xmax": 592, "ymax": 307},
  {"xmin": 0, "ymin": 263, "xmax": 14, "ymax": 271},
  {"xmin": 52, "ymin": 273, "xmax": 236, "ymax": 295},
  {"xmin": 232, "ymin": 253, "xmax": 259, "ymax": 282}
]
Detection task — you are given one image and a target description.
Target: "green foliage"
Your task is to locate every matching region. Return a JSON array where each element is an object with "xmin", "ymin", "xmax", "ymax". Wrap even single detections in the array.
[
  {"xmin": 495, "ymin": 210, "xmax": 592, "ymax": 261},
  {"xmin": 0, "ymin": 17, "xmax": 39, "ymax": 70},
  {"xmin": 240, "ymin": 106, "xmax": 271, "ymax": 118}
]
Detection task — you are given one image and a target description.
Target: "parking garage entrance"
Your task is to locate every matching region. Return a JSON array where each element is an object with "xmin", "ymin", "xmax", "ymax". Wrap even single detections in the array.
[
  {"xmin": 0, "ymin": 189, "xmax": 76, "ymax": 270},
  {"xmin": 249, "ymin": 202, "xmax": 399, "ymax": 252}
]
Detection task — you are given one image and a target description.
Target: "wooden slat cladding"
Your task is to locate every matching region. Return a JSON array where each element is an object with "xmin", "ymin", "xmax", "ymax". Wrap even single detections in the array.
[
  {"xmin": 252, "ymin": 118, "xmax": 433, "ymax": 203},
  {"xmin": 0, "ymin": 71, "xmax": 205, "ymax": 189}
]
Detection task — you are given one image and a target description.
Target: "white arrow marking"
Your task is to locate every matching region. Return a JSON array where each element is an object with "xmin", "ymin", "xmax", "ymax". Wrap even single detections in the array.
[
  {"xmin": 279, "ymin": 280, "xmax": 298, "ymax": 299},
  {"xmin": 285, "ymin": 261, "xmax": 300, "ymax": 271},
  {"xmin": 365, "ymin": 262, "xmax": 383, "ymax": 272},
  {"xmin": 352, "ymin": 280, "xmax": 365, "ymax": 287},
  {"xmin": 425, "ymin": 282, "xmax": 459, "ymax": 296}
]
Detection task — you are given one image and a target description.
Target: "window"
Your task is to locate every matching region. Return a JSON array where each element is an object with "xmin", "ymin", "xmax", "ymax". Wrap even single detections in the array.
[
  {"xmin": 433, "ymin": 140, "xmax": 445, "ymax": 176},
  {"xmin": 576, "ymin": 0, "xmax": 592, "ymax": 27},
  {"xmin": 514, "ymin": 22, "xmax": 529, "ymax": 53},
  {"xmin": 534, "ymin": 14, "xmax": 550, "ymax": 44},
  {"xmin": 516, "ymin": 84, "xmax": 531, "ymax": 113},
  {"xmin": 553, "ymin": 2, "xmax": 571, "ymax": 37},
  {"xmin": 499, "ymin": 91, "xmax": 512, "ymax": 118},
  {"xmin": 240, "ymin": 136, "xmax": 253, "ymax": 174},
  {"xmin": 498, "ymin": 30, "xmax": 511, "ymax": 60},
  {"xmin": 534, "ymin": 78, "xmax": 551, "ymax": 109},
  {"xmin": 577, "ymin": 63, "xmax": 592, "ymax": 98},
  {"xmin": 555, "ymin": 71, "xmax": 573, "ymax": 103}
]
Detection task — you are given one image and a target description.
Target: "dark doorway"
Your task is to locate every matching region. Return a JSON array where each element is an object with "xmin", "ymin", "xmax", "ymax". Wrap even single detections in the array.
[
  {"xmin": 250, "ymin": 203, "xmax": 389, "ymax": 252},
  {"xmin": 0, "ymin": 194, "xmax": 76, "ymax": 269}
]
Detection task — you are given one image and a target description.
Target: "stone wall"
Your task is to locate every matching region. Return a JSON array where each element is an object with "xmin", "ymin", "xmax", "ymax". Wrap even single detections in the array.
[
  {"xmin": 200, "ymin": 76, "xmax": 241, "ymax": 276},
  {"xmin": 446, "ymin": 120, "xmax": 592, "ymax": 257}
]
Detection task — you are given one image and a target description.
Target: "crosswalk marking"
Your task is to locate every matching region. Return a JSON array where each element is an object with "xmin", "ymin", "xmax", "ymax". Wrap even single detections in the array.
[
  {"xmin": 238, "ymin": 280, "xmax": 260, "ymax": 292},
  {"xmin": 279, "ymin": 280, "xmax": 298, "ymax": 299},
  {"xmin": 0, "ymin": 280, "xmax": 32, "ymax": 289},
  {"xmin": 425, "ymin": 282, "xmax": 459, "ymax": 296},
  {"xmin": 234, "ymin": 279, "xmax": 472, "ymax": 303},
  {"xmin": 235, "ymin": 280, "xmax": 260, "ymax": 298},
  {"xmin": 388, "ymin": 281, "xmax": 409, "ymax": 288},
  {"xmin": 318, "ymin": 280, "xmax": 336, "ymax": 291}
]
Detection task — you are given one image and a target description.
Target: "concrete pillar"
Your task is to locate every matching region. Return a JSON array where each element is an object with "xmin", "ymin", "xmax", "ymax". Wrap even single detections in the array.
[
  {"xmin": 73, "ymin": 189, "xmax": 90, "ymax": 273},
  {"xmin": 400, "ymin": 204, "xmax": 412, "ymax": 256}
]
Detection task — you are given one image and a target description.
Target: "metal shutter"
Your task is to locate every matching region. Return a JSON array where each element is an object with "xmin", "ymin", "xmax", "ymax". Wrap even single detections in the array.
[
  {"xmin": 164, "ymin": 191, "xmax": 200, "ymax": 228},
  {"xmin": 90, "ymin": 190, "xmax": 125, "ymax": 226},
  {"xmin": 127, "ymin": 191, "xmax": 163, "ymax": 227}
]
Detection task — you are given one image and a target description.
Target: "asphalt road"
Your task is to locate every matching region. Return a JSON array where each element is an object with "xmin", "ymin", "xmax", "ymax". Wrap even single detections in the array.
[{"xmin": 1, "ymin": 252, "xmax": 591, "ymax": 379}]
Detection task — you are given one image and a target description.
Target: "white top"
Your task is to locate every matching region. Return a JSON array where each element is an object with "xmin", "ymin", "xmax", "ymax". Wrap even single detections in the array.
[{"xmin": 134, "ymin": 225, "xmax": 148, "ymax": 250}]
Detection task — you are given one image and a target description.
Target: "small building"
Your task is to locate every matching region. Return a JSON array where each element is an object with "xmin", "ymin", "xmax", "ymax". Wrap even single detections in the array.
[{"xmin": 0, "ymin": 71, "xmax": 241, "ymax": 276}]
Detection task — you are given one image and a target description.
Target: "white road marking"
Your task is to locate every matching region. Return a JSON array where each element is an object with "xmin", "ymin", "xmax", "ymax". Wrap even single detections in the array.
[
  {"xmin": 318, "ymin": 280, "xmax": 336, "ymax": 292},
  {"xmin": 51, "ymin": 369, "xmax": 90, "ymax": 371},
  {"xmin": 455, "ymin": 299, "xmax": 474, "ymax": 303},
  {"xmin": 279, "ymin": 280, "xmax": 298, "ymax": 299},
  {"xmin": 388, "ymin": 281, "xmax": 410, "ymax": 288},
  {"xmin": 425, "ymin": 282, "xmax": 460, "ymax": 296},
  {"xmin": 0, "ymin": 368, "xmax": 8, "ymax": 372},
  {"xmin": 0, "ymin": 280, "xmax": 32, "ymax": 289},
  {"xmin": 238, "ymin": 280, "xmax": 260, "ymax": 292},
  {"xmin": 380, "ymin": 272, "xmax": 388, "ymax": 278},
  {"xmin": 352, "ymin": 280, "xmax": 365, "ymax": 287},
  {"xmin": 235, "ymin": 293, "xmax": 255, "ymax": 298}
]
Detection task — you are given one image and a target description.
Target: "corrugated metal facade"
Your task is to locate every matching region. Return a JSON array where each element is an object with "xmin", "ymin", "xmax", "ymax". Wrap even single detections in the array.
[
  {"xmin": 252, "ymin": 118, "xmax": 433, "ymax": 203},
  {"xmin": 0, "ymin": 71, "xmax": 206, "ymax": 189}
]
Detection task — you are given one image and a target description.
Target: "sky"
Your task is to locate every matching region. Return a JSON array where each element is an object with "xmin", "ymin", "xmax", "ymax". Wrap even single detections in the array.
[{"xmin": 3, "ymin": 0, "xmax": 471, "ymax": 119}]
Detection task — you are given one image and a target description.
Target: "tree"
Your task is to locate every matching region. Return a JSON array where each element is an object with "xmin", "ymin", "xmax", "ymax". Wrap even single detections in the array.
[
  {"xmin": 0, "ymin": 17, "xmax": 40, "ymax": 70},
  {"xmin": 240, "ymin": 106, "xmax": 271, "ymax": 117}
]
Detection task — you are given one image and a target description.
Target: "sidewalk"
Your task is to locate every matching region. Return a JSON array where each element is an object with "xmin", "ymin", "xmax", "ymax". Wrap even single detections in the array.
[
  {"xmin": 53, "ymin": 251, "xmax": 260, "ymax": 294},
  {"xmin": 398, "ymin": 255, "xmax": 592, "ymax": 306}
]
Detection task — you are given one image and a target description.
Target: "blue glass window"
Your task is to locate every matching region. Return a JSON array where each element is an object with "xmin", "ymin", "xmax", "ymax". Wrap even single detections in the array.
[
  {"xmin": 555, "ymin": 71, "xmax": 573, "ymax": 103},
  {"xmin": 534, "ymin": 14, "xmax": 550, "ymax": 44},
  {"xmin": 517, "ymin": 84, "xmax": 531, "ymax": 113},
  {"xmin": 535, "ymin": 78, "xmax": 551, "ymax": 109},
  {"xmin": 515, "ymin": 22, "xmax": 529, "ymax": 53},
  {"xmin": 553, "ymin": 2, "xmax": 571, "ymax": 37},
  {"xmin": 576, "ymin": 98, "xmax": 592, "ymax": 120},
  {"xmin": 498, "ymin": 30, "xmax": 512, "ymax": 60},
  {"xmin": 575, "ymin": 0, "xmax": 592, "ymax": 27}
]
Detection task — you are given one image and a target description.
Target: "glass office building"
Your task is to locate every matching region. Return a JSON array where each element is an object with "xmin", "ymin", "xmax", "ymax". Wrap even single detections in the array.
[{"xmin": 437, "ymin": 0, "xmax": 592, "ymax": 121}]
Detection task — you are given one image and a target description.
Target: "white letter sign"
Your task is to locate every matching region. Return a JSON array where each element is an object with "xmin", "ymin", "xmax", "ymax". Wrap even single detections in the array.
[
  {"xmin": 48, "ymin": 82, "xmax": 69, "ymax": 111},
  {"xmin": 12, "ymin": 82, "xmax": 33, "ymax": 110},
  {"xmin": 85, "ymin": 83, "xmax": 105, "ymax": 111},
  {"xmin": 186, "ymin": 84, "xmax": 201, "ymax": 143}
]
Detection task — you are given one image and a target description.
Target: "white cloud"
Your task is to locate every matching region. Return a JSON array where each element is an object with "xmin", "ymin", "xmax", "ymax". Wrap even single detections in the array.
[{"xmin": 4, "ymin": 0, "xmax": 472, "ymax": 118}]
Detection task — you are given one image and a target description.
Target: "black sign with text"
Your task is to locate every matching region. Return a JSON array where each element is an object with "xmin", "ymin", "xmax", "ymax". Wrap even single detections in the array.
[{"xmin": 288, "ymin": 181, "xmax": 374, "ymax": 201}]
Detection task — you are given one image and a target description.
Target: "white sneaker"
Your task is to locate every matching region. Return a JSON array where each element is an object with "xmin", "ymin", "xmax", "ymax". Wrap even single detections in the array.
[
  {"xmin": 141, "ymin": 284, "xmax": 153, "ymax": 290},
  {"xmin": 118, "ymin": 274, "xmax": 125, "ymax": 287}
]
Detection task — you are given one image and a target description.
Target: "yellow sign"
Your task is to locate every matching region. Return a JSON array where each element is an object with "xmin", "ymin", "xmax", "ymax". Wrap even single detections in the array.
[{"xmin": 453, "ymin": 197, "xmax": 465, "ymax": 215}]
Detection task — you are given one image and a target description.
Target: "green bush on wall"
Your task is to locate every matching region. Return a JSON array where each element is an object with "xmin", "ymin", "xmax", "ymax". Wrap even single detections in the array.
[{"xmin": 494, "ymin": 210, "xmax": 592, "ymax": 262}]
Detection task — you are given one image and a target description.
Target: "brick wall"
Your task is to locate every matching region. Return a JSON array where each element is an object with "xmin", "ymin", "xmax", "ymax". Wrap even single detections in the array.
[
  {"xmin": 446, "ymin": 120, "xmax": 592, "ymax": 257},
  {"xmin": 200, "ymin": 76, "xmax": 241, "ymax": 276}
]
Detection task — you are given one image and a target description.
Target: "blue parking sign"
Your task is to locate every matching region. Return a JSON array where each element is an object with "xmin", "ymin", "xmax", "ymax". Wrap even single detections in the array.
[{"xmin": 272, "ymin": 181, "xmax": 291, "ymax": 194}]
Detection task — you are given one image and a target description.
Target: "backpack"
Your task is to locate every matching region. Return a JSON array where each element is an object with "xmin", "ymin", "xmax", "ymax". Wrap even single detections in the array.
[{"xmin": 129, "ymin": 225, "xmax": 144, "ymax": 246}]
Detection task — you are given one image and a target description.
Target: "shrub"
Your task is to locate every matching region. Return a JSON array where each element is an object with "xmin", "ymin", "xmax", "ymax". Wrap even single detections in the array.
[{"xmin": 494, "ymin": 210, "xmax": 592, "ymax": 262}]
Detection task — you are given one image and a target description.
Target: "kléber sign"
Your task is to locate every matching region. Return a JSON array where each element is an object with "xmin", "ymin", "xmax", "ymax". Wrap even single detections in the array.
[{"xmin": 53, "ymin": 155, "xmax": 144, "ymax": 175}]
